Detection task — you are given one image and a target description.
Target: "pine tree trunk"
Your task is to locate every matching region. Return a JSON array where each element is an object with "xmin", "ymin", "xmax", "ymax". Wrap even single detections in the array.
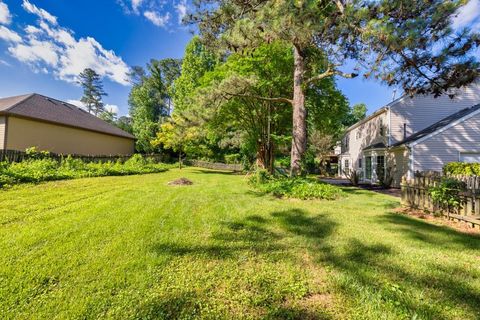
[{"xmin": 290, "ymin": 45, "xmax": 307, "ymax": 176}]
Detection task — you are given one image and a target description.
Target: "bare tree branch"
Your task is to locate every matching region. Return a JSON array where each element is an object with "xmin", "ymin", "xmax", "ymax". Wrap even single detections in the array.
[{"xmin": 305, "ymin": 67, "xmax": 358, "ymax": 85}]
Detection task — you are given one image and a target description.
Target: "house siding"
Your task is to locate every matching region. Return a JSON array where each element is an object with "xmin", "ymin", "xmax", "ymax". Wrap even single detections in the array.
[
  {"xmin": 0, "ymin": 116, "xmax": 5, "ymax": 149},
  {"xmin": 339, "ymin": 111, "xmax": 388, "ymax": 177},
  {"xmin": 387, "ymin": 147, "xmax": 409, "ymax": 187},
  {"xmin": 390, "ymin": 82, "xmax": 480, "ymax": 144},
  {"xmin": 6, "ymin": 116, "xmax": 134, "ymax": 156},
  {"xmin": 413, "ymin": 112, "xmax": 480, "ymax": 173}
]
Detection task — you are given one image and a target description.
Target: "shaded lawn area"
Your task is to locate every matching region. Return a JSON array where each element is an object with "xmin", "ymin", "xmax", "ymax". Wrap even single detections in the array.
[{"xmin": 1, "ymin": 168, "xmax": 480, "ymax": 319}]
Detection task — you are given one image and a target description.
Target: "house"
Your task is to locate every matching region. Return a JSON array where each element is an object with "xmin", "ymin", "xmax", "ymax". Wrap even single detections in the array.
[
  {"xmin": 0, "ymin": 93, "xmax": 135, "ymax": 156},
  {"xmin": 338, "ymin": 83, "xmax": 480, "ymax": 187}
]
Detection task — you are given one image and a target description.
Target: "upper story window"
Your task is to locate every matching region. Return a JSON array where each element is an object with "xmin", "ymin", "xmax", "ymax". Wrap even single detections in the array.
[
  {"xmin": 356, "ymin": 130, "xmax": 362, "ymax": 140},
  {"xmin": 379, "ymin": 119, "xmax": 385, "ymax": 136},
  {"xmin": 344, "ymin": 136, "xmax": 350, "ymax": 151},
  {"xmin": 403, "ymin": 123, "xmax": 407, "ymax": 139}
]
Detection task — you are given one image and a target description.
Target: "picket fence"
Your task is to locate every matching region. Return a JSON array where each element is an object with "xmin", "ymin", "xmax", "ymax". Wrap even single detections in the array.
[{"xmin": 401, "ymin": 172, "xmax": 480, "ymax": 227}]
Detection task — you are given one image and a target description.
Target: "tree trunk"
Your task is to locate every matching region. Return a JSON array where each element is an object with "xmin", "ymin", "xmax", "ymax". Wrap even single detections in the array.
[
  {"xmin": 179, "ymin": 151, "xmax": 183, "ymax": 169},
  {"xmin": 290, "ymin": 45, "xmax": 307, "ymax": 176},
  {"xmin": 256, "ymin": 139, "xmax": 274, "ymax": 174}
]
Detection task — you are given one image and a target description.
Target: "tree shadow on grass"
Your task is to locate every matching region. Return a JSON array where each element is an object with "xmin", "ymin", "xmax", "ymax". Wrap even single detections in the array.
[
  {"xmin": 148, "ymin": 207, "xmax": 480, "ymax": 318},
  {"xmin": 134, "ymin": 291, "xmax": 201, "ymax": 319},
  {"xmin": 149, "ymin": 209, "xmax": 338, "ymax": 317},
  {"xmin": 377, "ymin": 212, "xmax": 480, "ymax": 250},
  {"xmin": 152, "ymin": 210, "xmax": 335, "ymax": 262},
  {"xmin": 316, "ymin": 213, "xmax": 480, "ymax": 318}
]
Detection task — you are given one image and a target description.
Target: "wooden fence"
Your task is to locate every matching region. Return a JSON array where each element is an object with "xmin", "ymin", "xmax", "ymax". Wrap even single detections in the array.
[
  {"xmin": 0, "ymin": 149, "xmax": 167, "ymax": 163},
  {"xmin": 187, "ymin": 160, "xmax": 243, "ymax": 172},
  {"xmin": 401, "ymin": 173, "xmax": 480, "ymax": 227}
]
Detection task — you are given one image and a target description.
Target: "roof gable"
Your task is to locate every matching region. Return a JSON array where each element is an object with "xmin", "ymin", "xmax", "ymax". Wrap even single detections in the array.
[
  {"xmin": 0, "ymin": 94, "xmax": 134, "ymax": 139},
  {"xmin": 392, "ymin": 104, "xmax": 480, "ymax": 147}
]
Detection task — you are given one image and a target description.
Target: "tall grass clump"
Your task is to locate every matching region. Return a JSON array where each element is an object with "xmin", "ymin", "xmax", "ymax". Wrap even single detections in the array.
[{"xmin": 248, "ymin": 169, "xmax": 343, "ymax": 200}]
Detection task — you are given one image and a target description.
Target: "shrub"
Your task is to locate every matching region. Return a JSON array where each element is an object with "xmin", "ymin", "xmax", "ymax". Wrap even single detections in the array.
[
  {"xmin": 249, "ymin": 173, "xmax": 343, "ymax": 200},
  {"xmin": 343, "ymin": 169, "xmax": 360, "ymax": 186},
  {"xmin": 248, "ymin": 169, "xmax": 272, "ymax": 185},
  {"xmin": 443, "ymin": 162, "xmax": 480, "ymax": 176},
  {"xmin": 224, "ymin": 153, "xmax": 240, "ymax": 164},
  {"xmin": 428, "ymin": 178, "xmax": 466, "ymax": 212}
]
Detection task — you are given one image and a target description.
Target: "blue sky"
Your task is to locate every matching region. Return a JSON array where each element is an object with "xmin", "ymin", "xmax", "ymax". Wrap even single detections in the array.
[{"xmin": 0, "ymin": 1, "xmax": 478, "ymax": 116}]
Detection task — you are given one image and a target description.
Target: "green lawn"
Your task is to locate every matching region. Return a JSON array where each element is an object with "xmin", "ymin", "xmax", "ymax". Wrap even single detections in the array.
[{"xmin": 1, "ymin": 168, "xmax": 479, "ymax": 319}]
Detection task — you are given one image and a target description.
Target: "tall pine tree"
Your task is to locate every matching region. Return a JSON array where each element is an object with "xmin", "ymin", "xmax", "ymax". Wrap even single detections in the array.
[
  {"xmin": 79, "ymin": 68, "xmax": 107, "ymax": 116},
  {"xmin": 189, "ymin": 0, "xmax": 480, "ymax": 175}
]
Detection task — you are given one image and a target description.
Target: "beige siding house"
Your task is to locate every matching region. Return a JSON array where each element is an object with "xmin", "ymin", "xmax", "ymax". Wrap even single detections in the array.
[
  {"xmin": 338, "ymin": 82, "xmax": 480, "ymax": 187},
  {"xmin": 0, "ymin": 93, "xmax": 135, "ymax": 156}
]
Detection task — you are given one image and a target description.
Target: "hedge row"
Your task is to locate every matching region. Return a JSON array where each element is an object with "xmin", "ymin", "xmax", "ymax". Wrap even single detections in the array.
[
  {"xmin": 0, "ymin": 154, "xmax": 170, "ymax": 188},
  {"xmin": 443, "ymin": 162, "xmax": 480, "ymax": 176}
]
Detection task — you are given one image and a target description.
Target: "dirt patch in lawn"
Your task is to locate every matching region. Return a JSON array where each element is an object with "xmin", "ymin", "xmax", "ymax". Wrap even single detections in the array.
[{"xmin": 168, "ymin": 178, "xmax": 193, "ymax": 186}]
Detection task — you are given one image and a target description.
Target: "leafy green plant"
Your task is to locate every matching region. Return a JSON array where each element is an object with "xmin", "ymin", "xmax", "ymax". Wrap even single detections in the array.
[
  {"xmin": 428, "ymin": 178, "xmax": 466, "ymax": 213},
  {"xmin": 249, "ymin": 173, "xmax": 343, "ymax": 200},
  {"xmin": 0, "ymin": 154, "xmax": 169, "ymax": 189},
  {"xmin": 443, "ymin": 162, "xmax": 480, "ymax": 176}
]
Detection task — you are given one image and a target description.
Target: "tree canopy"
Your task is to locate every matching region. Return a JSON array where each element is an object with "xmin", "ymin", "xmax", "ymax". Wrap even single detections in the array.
[{"xmin": 188, "ymin": 0, "xmax": 480, "ymax": 174}]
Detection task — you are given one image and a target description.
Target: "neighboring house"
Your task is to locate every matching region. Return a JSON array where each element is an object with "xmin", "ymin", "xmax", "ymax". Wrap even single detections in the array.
[
  {"xmin": 0, "ymin": 93, "xmax": 135, "ymax": 156},
  {"xmin": 338, "ymin": 83, "xmax": 480, "ymax": 187}
]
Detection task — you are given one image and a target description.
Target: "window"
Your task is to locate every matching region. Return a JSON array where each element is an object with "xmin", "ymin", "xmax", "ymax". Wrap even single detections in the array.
[
  {"xmin": 344, "ymin": 159, "xmax": 350, "ymax": 173},
  {"xmin": 344, "ymin": 136, "xmax": 350, "ymax": 151},
  {"xmin": 379, "ymin": 119, "xmax": 384, "ymax": 136},
  {"xmin": 376, "ymin": 155, "xmax": 385, "ymax": 180},
  {"xmin": 365, "ymin": 156, "xmax": 372, "ymax": 180},
  {"xmin": 358, "ymin": 158, "xmax": 362, "ymax": 168},
  {"xmin": 356, "ymin": 130, "xmax": 362, "ymax": 140},
  {"xmin": 403, "ymin": 123, "xmax": 407, "ymax": 139},
  {"xmin": 460, "ymin": 152, "xmax": 480, "ymax": 163}
]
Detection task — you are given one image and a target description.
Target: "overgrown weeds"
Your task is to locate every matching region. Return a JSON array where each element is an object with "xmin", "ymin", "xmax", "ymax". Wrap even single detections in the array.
[{"xmin": 0, "ymin": 154, "xmax": 169, "ymax": 188}]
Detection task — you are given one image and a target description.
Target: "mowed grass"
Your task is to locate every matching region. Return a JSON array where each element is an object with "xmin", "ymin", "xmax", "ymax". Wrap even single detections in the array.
[{"xmin": 1, "ymin": 168, "xmax": 480, "ymax": 319}]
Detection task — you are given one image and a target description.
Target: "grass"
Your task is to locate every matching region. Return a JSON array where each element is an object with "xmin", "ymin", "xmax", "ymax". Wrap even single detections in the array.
[{"xmin": 1, "ymin": 168, "xmax": 479, "ymax": 319}]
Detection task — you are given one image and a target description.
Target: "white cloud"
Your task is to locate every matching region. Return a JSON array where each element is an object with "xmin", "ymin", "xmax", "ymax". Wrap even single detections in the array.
[
  {"xmin": 67, "ymin": 99, "xmax": 88, "ymax": 110},
  {"xmin": 175, "ymin": 0, "xmax": 187, "ymax": 24},
  {"xmin": 131, "ymin": 0, "xmax": 144, "ymax": 14},
  {"xmin": 25, "ymin": 25, "xmax": 42, "ymax": 34},
  {"xmin": 0, "ymin": 26, "xmax": 22, "ymax": 43},
  {"xmin": 1, "ymin": 2, "xmax": 130, "ymax": 86},
  {"xmin": 22, "ymin": 0, "xmax": 57, "ymax": 25},
  {"xmin": 105, "ymin": 104, "xmax": 119, "ymax": 114},
  {"xmin": 8, "ymin": 38, "xmax": 59, "ymax": 66},
  {"xmin": 0, "ymin": 1, "xmax": 12, "ymax": 25},
  {"xmin": 143, "ymin": 10, "xmax": 170, "ymax": 27},
  {"xmin": 68, "ymin": 100, "xmax": 119, "ymax": 115},
  {"xmin": 452, "ymin": 0, "xmax": 480, "ymax": 32}
]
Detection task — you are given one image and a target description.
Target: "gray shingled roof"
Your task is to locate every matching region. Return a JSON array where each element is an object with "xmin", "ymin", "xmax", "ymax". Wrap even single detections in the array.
[
  {"xmin": 0, "ymin": 93, "xmax": 135, "ymax": 139},
  {"xmin": 363, "ymin": 142, "xmax": 386, "ymax": 150},
  {"xmin": 392, "ymin": 103, "xmax": 480, "ymax": 147}
]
